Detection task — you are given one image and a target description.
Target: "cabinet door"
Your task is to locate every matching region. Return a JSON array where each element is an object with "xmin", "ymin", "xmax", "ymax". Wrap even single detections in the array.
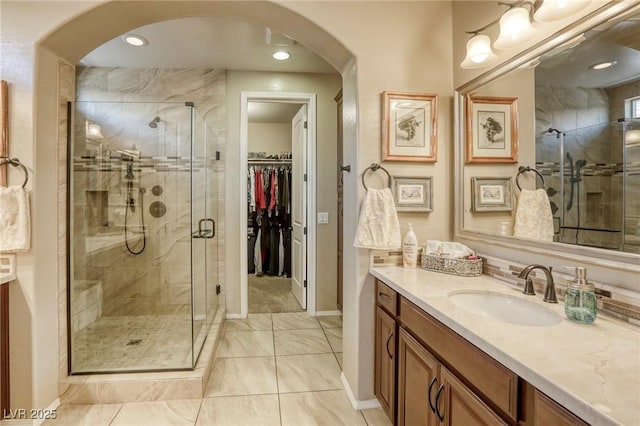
[
  {"xmin": 439, "ymin": 366, "xmax": 507, "ymax": 426},
  {"xmin": 397, "ymin": 328, "xmax": 439, "ymax": 426},
  {"xmin": 375, "ymin": 306, "xmax": 396, "ymax": 422}
]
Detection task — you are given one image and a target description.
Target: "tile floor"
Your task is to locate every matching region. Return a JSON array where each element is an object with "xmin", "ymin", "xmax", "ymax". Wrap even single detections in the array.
[
  {"xmin": 47, "ymin": 313, "xmax": 392, "ymax": 426},
  {"xmin": 248, "ymin": 275, "xmax": 303, "ymax": 313}
]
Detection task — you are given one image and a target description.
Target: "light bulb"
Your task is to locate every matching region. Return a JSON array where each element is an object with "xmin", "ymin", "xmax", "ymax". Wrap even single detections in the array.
[
  {"xmin": 460, "ymin": 34, "xmax": 498, "ymax": 69},
  {"xmin": 534, "ymin": 0, "xmax": 591, "ymax": 22},
  {"xmin": 494, "ymin": 7, "xmax": 537, "ymax": 50}
]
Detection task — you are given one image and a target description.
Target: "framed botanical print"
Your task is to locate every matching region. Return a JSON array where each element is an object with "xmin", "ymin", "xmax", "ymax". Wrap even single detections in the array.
[
  {"xmin": 382, "ymin": 91, "xmax": 438, "ymax": 162},
  {"xmin": 465, "ymin": 95, "xmax": 518, "ymax": 163},
  {"xmin": 471, "ymin": 177, "xmax": 514, "ymax": 212},
  {"xmin": 392, "ymin": 176, "xmax": 433, "ymax": 212}
]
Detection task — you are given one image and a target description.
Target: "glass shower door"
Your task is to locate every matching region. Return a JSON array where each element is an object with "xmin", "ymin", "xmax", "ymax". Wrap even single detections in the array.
[{"xmin": 190, "ymin": 107, "xmax": 217, "ymax": 364}]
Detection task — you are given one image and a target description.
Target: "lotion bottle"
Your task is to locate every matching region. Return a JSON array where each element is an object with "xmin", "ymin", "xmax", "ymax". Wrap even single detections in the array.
[
  {"xmin": 402, "ymin": 223, "xmax": 418, "ymax": 269},
  {"xmin": 564, "ymin": 267, "xmax": 597, "ymax": 324}
]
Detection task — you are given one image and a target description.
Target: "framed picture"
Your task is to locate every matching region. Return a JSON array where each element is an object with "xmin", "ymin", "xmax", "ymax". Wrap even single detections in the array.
[
  {"xmin": 471, "ymin": 177, "xmax": 513, "ymax": 212},
  {"xmin": 465, "ymin": 95, "xmax": 518, "ymax": 163},
  {"xmin": 392, "ymin": 176, "xmax": 433, "ymax": 212},
  {"xmin": 1, "ymin": 80, "xmax": 7, "ymax": 186},
  {"xmin": 382, "ymin": 91, "xmax": 438, "ymax": 163}
]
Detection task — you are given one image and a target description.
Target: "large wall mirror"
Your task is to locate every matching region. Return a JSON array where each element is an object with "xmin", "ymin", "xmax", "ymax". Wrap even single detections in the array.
[{"xmin": 455, "ymin": 3, "xmax": 640, "ymax": 271}]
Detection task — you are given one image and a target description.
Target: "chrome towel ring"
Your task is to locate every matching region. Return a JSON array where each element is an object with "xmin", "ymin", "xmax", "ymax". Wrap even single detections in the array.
[
  {"xmin": 362, "ymin": 163, "xmax": 391, "ymax": 190},
  {"xmin": 516, "ymin": 166, "xmax": 544, "ymax": 191},
  {"xmin": 0, "ymin": 157, "xmax": 28, "ymax": 188}
]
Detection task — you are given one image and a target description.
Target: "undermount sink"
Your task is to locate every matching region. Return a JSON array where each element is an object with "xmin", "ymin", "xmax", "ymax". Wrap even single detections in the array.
[{"xmin": 448, "ymin": 290, "xmax": 562, "ymax": 327}]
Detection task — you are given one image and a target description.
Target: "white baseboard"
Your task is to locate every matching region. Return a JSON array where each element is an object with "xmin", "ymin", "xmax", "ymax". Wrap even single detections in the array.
[
  {"xmin": 315, "ymin": 310, "xmax": 342, "ymax": 317},
  {"xmin": 225, "ymin": 313, "xmax": 244, "ymax": 320},
  {"xmin": 340, "ymin": 372, "xmax": 381, "ymax": 410}
]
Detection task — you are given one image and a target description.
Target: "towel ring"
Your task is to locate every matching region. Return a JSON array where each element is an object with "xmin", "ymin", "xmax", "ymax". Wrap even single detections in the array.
[
  {"xmin": 515, "ymin": 166, "xmax": 544, "ymax": 191},
  {"xmin": 0, "ymin": 157, "xmax": 29, "ymax": 188},
  {"xmin": 362, "ymin": 163, "xmax": 392, "ymax": 191}
]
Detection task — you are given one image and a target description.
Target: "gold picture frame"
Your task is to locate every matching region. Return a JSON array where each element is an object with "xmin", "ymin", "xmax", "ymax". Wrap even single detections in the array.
[
  {"xmin": 382, "ymin": 91, "xmax": 438, "ymax": 163},
  {"xmin": 1, "ymin": 80, "xmax": 8, "ymax": 187},
  {"xmin": 465, "ymin": 95, "xmax": 518, "ymax": 164}
]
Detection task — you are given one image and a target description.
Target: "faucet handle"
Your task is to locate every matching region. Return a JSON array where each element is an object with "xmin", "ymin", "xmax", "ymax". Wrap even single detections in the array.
[{"xmin": 517, "ymin": 277, "xmax": 536, "ymax": 296}]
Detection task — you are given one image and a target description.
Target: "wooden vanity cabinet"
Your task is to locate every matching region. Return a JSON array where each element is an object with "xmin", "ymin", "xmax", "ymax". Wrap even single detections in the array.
[{"xmin": 375, "ymin": 281, "xmax": 398, "ymax": 423}]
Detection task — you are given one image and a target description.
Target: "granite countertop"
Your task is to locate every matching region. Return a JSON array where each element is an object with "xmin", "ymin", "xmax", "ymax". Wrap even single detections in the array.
[{"xmin": 370, "ymin": 265, "xmax": 640, "ymax": 426}]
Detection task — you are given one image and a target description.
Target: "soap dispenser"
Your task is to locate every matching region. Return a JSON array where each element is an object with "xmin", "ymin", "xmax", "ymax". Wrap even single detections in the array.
[{"xmin": 564, "ymin": 267, "xmax": 597, "ymax": 324}]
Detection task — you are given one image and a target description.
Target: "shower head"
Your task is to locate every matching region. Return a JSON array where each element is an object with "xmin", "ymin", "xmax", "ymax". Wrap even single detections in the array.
[
  {"xmin": 547, "ymin": 128, "xmax": 564, "ymax": 138},
  {"xmin": 576, "ymin": 159, "xmax": 587, "ymax": 168},
  {"xmin": 148, "ymin": 116, "xmax": 161, "ymax": 128}
]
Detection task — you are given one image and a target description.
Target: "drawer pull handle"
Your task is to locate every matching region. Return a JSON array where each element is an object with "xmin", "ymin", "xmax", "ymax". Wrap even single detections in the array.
[
  {"xmin": 435, "ymin": 384, "xmax": 445, "ymax": 421},
  {"xmin": 378, "ymin": 293, "xmax": 391, "ymax": 302},
  {"xmin": 427, "ymin": 377, "xmax": 437, "ymax": 413},
  {"xmin": 385, "ymin": 332, "xmax": 394, "ymax": 359}
]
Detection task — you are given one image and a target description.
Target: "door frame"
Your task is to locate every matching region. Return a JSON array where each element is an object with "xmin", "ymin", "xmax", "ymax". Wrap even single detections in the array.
[{"xmin": 239, "ymin": 91, "xmax": 317, "ymax": 318}]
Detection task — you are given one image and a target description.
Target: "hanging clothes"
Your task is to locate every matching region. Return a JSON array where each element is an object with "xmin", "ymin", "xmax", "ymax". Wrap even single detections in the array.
[{"xmin": 247, "ymin": 163, "xmax": 292, "ymax": 275}]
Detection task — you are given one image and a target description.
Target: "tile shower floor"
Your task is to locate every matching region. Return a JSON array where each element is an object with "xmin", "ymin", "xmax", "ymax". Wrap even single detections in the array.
[
  {"xmin": 48, "ymin": 312, "xmax": 392, "ymax": 426},
  {"xmin": 72, "ymin": 314, "xmax": 206, "ymax": 371}
]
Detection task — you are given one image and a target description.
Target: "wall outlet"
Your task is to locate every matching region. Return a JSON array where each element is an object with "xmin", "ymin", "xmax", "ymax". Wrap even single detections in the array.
[{"xmin": 317, "ymin": 212, "xmax": 329, "ymax": 224}]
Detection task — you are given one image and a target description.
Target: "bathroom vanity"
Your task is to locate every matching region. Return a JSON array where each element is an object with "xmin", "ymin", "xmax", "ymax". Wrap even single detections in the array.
[{"xmin": 371, "ymin": 265, "xmax": 639, "ymax": 426}]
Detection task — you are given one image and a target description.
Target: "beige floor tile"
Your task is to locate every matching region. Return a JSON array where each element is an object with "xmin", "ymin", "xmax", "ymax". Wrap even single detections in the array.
[
  {"xmin": 334, "ymin": 352, "xmax": 343, "ymax": 369},
  {"xmin": 216, "ymin": 330, "xmax": 274, "ymax": 358},
  {"xmin": 324, "ymin": 327, "xmax": 343, "ymax": 353},
  {"xmin": 249, "ymin": 275, "xmax": 303, "ymax": 314},
  {"xmin": 197, "ymin": 394, "xmax": 281, "ymax": 426},
  {"xmin": 318, "ymin": 315, "xmax": 342, "ymax": 329},
  {"xmin": 110, "ymin": 399, "xmax": 200, "ymax": 426},
  {"xmin": 274, "ymin": 329, "xmax": 332, "ymax": 355},
  {"xmin": 276, "ymin": 353, "xmax": 342, "ymax": 393},
  {"xmin": 43, "ymin": 404, "xmax": 122, "ymax": 425},
  {"xmin": 280, "ymin": 390, "xmax": 367, "ymax": 426},
  {"xmin": 205, "ymin": 357, "xmax": 277, "ymax": 397},
  {"xmin": 361, "ymin": 408, "xmax": 393, "ymax": 426},
  {"xmin": 224, "ymin": 314, "xmax": 272, "ymax": 332},
  {"xmin": 272, "ymin": 312, "xmax": 320, "ymax": 330}
]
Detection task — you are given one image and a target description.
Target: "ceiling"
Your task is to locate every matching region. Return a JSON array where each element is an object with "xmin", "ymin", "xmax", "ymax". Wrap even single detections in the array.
[
  {"xmin": 80, "ymin": 17, "xmax": 336, "ymax": 123},
  {"xmin": 536, "ymin": 12, "xmax": 640, "ymax": 88}
]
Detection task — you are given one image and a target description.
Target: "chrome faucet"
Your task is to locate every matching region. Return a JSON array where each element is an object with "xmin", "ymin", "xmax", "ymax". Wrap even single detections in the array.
[{"xmin": 517, "ymin": 265, "xmax": 558, "ymax": 303}]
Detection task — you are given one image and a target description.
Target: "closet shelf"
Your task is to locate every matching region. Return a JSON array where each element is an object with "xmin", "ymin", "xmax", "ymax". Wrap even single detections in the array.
[{"xmin": 248, "ymin": 159, "xmax": 292, "ymax": 165}]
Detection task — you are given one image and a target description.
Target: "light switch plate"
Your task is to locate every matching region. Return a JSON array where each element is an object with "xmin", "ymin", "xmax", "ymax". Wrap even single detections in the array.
[{"xmin": 317, "ymin": 212, "xmax": 329, "ymax": 224}]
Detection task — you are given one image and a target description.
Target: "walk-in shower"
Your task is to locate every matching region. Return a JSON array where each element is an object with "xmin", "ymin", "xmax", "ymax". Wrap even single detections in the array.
[
  {"xmin": 67, "ymin": 101, "xmax": 219, "ymax": 373},
  {"xmin": 536, "ymin": 119, "xmax": 640, "ymax": 252}
]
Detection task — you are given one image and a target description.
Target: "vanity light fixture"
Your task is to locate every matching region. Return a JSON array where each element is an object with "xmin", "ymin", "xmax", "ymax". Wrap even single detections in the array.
[
  {"xmin": 123, "ymin": 34, "xmax": 148, "ymax": 47},
  {"xmin": 272, "ymin": 50, "xmax": 291, "ymax": 61},
  {"xmin": 460, "ymin": 0, "xmax": 591, "ymax": 69},
  {"xmin": 590, "ymin": 60, "xmax": 617, "ymax": 70}
]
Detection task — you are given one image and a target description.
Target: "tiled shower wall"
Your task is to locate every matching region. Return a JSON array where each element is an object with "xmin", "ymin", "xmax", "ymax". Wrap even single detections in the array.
[
  {"xmin": 73, "ymin": 66, "xmax": 226, "ymax": 321},
  {"xmin": 535, "ymin": 84, "xmax": 627, "ymax": 249}
]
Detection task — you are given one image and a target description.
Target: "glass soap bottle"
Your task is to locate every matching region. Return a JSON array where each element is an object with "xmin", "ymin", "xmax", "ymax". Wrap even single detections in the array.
[{"xmin": 564, "ymin": 267, "xmax": 597, "ymax": 324}]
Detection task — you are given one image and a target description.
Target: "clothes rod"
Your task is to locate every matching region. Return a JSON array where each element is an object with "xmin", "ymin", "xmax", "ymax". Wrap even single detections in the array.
[{"xmin": 248, "ymin": 159, "xmax": 292, "ymax": 164}]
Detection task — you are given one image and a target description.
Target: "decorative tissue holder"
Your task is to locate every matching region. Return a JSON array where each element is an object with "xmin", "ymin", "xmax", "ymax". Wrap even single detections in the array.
[{"xmin": 421, "ymin": 254, "xmax": 483, "ymax": 277}]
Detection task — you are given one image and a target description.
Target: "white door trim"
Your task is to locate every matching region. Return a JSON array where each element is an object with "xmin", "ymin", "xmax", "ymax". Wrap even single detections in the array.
[{"xmin": 239, "ymin": 91, "xmax": 317, "ymax": 318}]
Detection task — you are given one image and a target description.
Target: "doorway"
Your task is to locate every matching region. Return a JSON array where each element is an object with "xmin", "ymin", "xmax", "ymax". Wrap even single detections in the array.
[{"xmin": 240, "ymin": 92, "xmax": 317, "ymax": 318}]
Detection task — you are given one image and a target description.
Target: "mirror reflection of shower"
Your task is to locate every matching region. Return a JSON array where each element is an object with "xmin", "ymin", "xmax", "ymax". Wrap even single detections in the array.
[{"xmin": 118, "ymin": 147, "xmax": 146, "ymax": 255}]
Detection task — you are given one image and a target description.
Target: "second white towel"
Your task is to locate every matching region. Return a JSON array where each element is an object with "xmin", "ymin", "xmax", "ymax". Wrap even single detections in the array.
[
  {"xmin": 513, "ymin": 188, "xmax": 554, "ymax": 242},
  {"xmin": 0, "ymin": 185, "xmax": 31, "ymax": 252}
]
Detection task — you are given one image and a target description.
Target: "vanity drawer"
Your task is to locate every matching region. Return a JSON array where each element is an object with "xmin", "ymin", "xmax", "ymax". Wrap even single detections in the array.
[
  {"xmin": 376, "ymin": 280, "xmax": 398, "ymax": 315},
  {"xmin": 399, "ymin": 297, "xmax": 518, "ymax": 422}
]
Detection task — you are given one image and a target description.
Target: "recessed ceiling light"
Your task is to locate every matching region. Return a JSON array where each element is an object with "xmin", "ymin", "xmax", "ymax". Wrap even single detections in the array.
[
  {"xmin": 123, "ymin": 34, "xmax": 148, "ymax": 47},
  {"xmin": 590, "ymin": 60, "xmax": 617, "ymax": 70},
  {"xmin": 273, "ymin": 50, "xmax": 291, "ymax": 61}
]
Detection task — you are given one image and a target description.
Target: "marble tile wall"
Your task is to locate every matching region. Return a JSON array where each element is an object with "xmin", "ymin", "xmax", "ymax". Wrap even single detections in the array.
[{"xmin": 371, "ymin": 250, "xmax": 640, "ymax": 325}]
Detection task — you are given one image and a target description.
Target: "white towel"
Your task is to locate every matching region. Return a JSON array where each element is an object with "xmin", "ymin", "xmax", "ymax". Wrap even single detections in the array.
[
  {"xmin": 0, "ymin": 186, "xmax": 31, "ymax": 252},
  {"xmin": 354, "ymin": 188, "xmax": 401, "ymax": 249},
  {"xmin": 513, "ymin": 189, "xmax": 554, "ymax": 242}
]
